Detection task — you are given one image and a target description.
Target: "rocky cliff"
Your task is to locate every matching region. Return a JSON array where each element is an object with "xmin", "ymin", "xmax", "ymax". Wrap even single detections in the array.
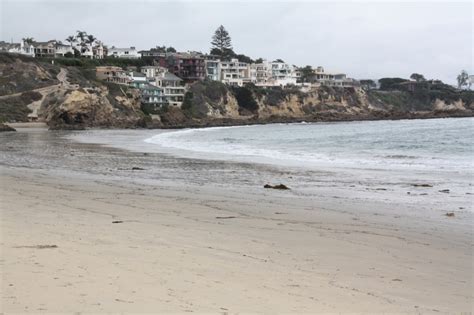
[
  {"xmin": 0, "ymin": 53, "xmax": 472, "ymax": 129},
  {"xmin": 0, "ymin": 53, "xmax": 147, "ymax": 129},
  {"xmin": 155, "ymin": 81, "xmax": 473, "ymax": 128}
]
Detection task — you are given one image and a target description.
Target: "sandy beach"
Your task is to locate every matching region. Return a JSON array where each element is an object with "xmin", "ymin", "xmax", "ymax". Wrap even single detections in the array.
[{"xmin": 1, "ymin": 126, "xmax": 472, "ymax": 313}]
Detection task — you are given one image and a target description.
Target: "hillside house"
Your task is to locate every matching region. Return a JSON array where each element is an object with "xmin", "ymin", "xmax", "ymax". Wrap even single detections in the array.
[
  {"xmin": 108, "ymin": 46, "xmax": 141, "ymax": 59},
  {"xmin": 96, "ymin": 66, "xmax": 130, "ymax": 84}
]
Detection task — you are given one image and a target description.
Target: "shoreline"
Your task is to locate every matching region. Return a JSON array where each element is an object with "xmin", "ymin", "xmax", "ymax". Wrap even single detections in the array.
[
  {"xmin": 6, "ymin": 109, "xmax": 472, "ymax": 131},
  {"xmin": 1, "ymin": 126, "xmax": 472, "ymax": 312}
]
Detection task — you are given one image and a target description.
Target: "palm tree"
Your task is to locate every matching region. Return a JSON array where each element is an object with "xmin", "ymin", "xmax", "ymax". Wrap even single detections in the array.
[
  {"xmin": 76, "ymin": 30, "xmax": 87, "ymax": 43},
  {"xmin": 66, "ymin": 35, "xmax": 76, "ymax": 46},
  {"xmin": 86, "ymin": 34, "xmax": 96, "ymax": 45},
  {"xmin": 22, "ymin": 37, "xmax": 35, "ymax": 45}
]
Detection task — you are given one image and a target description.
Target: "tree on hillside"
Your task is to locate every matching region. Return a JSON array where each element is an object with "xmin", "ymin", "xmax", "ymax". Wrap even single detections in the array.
[
  {"xmin": 86, "ymin": 34, "xmax": 96, "ymax": 45},
  {"xmin": 378, "ymin": 78, "xmax": 408, "ymax": 90},
  {"xmin": 299, "ymin": 65, "xmax": 314, "ymax": 83},
  {"xmin": 166, "ymin": 46, "xmax": 176, "ymax": 53},
  {"xmin": 360, "ymin": 79, "xmax": 377, "ymax": 90},
  {"xmin": 65, "ymin": 35, "xmax": 76, "ymax": 46},
  {"xmin": 211, "ymin": 25, "xmax": 232, "ymax": 59},
  {"xmin": 22, "ymin": 37, "xmax": 35, "ymax": 45},
  {"xmin": 234, "ymin": 53, "xmax": 253, "ymax": 63},
  {"xmin": 274, "ymin": 59, "xmax": 285, "ymax": 63},
  {"xmin": 76, "ymin": 30, "xmax": 87, "ymax": 42},
  {"xmin": 410, "ymin": 73, "xmax": 426, "ymax": 82},
  {"xmin": 255, "ymin": 58, "xmax": 264, "ymax": 63},
  {"xmin": 457, "ymin": 70, "xmax": 469, "ymax": 89}
]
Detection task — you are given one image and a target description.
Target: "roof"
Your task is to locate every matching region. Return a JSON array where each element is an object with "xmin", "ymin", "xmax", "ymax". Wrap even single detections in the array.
[
  {"xmin": 161, "ymin": 72, "xmax": 182, "ymax": 81},
  {"xmin": 131, "ymin": 71, "xmax": 146, "ymax": 77}
]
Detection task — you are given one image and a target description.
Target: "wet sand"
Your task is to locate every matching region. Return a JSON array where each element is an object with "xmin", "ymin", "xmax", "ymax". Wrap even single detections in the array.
[{"xmin": 0, "ymin": 127, "xmax": 472, "ymax": 312}]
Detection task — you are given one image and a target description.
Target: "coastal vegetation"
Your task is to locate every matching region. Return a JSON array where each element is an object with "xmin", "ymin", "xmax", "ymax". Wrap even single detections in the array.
[{"xmin": 0, "ymin": 52, "xmax": 472, "ymax": 129}]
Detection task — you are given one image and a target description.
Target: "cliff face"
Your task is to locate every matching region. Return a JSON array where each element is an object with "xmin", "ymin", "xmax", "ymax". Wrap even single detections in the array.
[
  {"xmin": 157, "ymin": 82, "xmax": 473, "ymax": 127},
  {"xmin": 0, "ymin": 54, "xmax": 146, "ymax": 128},
  {"xmin": 1, "ymin": 53, "xmax": 472, "ymax": 129},
  {"xmin": 43, "ymin": 87, "xmax": 146, "ymax": 129}
]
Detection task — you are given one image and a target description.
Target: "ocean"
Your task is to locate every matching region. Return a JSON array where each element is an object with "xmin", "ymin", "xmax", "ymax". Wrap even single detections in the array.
[{"xmin": 143, "ymin": 118, "xmax": 473, "ymax": 172}]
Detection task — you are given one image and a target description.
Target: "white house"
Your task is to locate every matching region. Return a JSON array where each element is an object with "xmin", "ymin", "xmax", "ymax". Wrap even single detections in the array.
[
  {"xmin": 140, "ymin": 65, "xmax": 168, "ymax": 80},
  {"xmin": 108, "ymin": 46, "xmax": 141, "ymax": 58},
  {"xmin": 54, "ymin": 43, "xmax": 74, "ymax": 57},
  {"xmin": 220, "ymin": 58, "xmax": 250, "ymax": 86},
  {"xmin": 2, "ymin": 40, "xmax": 36, "ymax": 57},
  {"xmin": 270, "ymin": 61, "xmax": 297, "ymax": 86}
]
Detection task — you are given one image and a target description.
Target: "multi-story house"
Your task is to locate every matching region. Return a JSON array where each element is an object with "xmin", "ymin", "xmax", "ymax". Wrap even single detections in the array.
[
  {"xmin": 205, "ymin": 59, "xmax": 221, "ymax": 81},
  {"xmin": 249, "ymin": 60, "xmax": 297, "ymax": 87},
  {"xmin": 270, "ymin": 61, "xmax": 297, "ymax": 86},
  {"xmin": 309, "ymin": 67, "xmax": 358, "ymax": 87},
  {"xmin": 140, "ymin": 65, "xmax": 168, "ymax": 80},
  {"xmin": 154, "ymin": 52, "xmax": 206, "ymax": 83},
  {"xmin": 108, "ymin": 46, "xmax": 141, "ymax": 59},
  {"xmin": 33, "ymin": 40, "xmax": 58, "ymax": 57},
  {"xmin": 129, "ymin": 81, "xmax": 167, "ymax": 109},
  {"xmin": 220, "ymin": 58, "xmax": 250, "ymax": 86},
  {"xmin": 96, "ymin": 66, "xmax": 130, "ymax": 84},
  {"xmin": 250, "ymin": 60, "xmax": 271, "ymax": 85},
  {"xmin": 153, "ymin": 72, "xmax": 185, "ymax": 107},
  {"xmin": 54, "ymin": 43, "xmax": 74, "ymax": 57}
]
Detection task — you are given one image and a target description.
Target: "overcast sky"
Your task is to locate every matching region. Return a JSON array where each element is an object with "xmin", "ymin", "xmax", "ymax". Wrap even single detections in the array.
[{"xmin": 0, "ymin": 0, "xmax": 472, "ymax": 84}]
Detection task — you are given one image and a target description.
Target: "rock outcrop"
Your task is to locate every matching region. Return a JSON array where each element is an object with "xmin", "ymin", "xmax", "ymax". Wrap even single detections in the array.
[{"xmin": 0, "ymin": 53, "xmax": 472, "ymax": 129}]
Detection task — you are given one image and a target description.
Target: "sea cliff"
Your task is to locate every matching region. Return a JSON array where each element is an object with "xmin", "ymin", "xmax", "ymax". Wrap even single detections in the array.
[{"xmin": 1, "ymin": 53, "xmax": 472, "ymax": 129}]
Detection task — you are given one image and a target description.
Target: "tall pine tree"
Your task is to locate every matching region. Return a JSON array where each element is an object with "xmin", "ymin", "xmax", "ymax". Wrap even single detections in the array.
[{"xmin": 211, "ymin": 25, "xmax": 232, "ymax": 59}]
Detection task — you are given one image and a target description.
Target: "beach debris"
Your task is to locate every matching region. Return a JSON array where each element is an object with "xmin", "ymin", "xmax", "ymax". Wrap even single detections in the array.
[
  {"xmin": 412, "ymin": 184, "xmax": 433, "ymax": 187},
  {"xmin": 274, "ymin": 212, "xmax": 287, "ymax": 215},
  {"xmin": 131, "ymin": 167, "xmax": 145, "ymax": 171},
  {"xmin": 115, "ymin": 298, "xmax": 134, "ymax": 303},
  {"xmin": 215, "ymin": 216, "xmax": 236, "ymax": 219},
  {"xmin": 445, "ymin": 212, "xmax": 455, "ymax": 217},
  {"xmin": 375, "ymin": 188, "xmax": 387, "ymax": 190},
  {"xmin": 14, "ymin": 245, "xmax": 58, "ymax": 249},
  {"xmin": 439, "ymin": 189, "xmax": 450, "ymax": 193},
  {"xmin": 392, "ymin": 278, "xmax": 402, "ymax": 282},
  {"xmin": 112, "ymin": 220, "xmax": 124, "ymax": 224},
  {"xmin": 264, "ymin": 184, "xmax": 290, "ymax": 190}
]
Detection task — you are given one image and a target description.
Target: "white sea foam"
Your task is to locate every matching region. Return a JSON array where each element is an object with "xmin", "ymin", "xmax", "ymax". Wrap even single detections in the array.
[{"xmin": 143, "ymin": 118, "xmax": 474, "ymax": 171}]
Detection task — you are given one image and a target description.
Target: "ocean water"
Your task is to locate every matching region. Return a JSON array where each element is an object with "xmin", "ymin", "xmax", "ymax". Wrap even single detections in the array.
[{"xmin": 144, "ymin": 118, "xmax": 474, "ymax": 171}]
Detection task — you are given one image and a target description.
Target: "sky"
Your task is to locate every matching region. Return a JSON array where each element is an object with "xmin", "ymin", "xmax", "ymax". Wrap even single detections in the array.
[{"xmin": 0, "ymin": 0, "xmax": 472, "ymax": 84}]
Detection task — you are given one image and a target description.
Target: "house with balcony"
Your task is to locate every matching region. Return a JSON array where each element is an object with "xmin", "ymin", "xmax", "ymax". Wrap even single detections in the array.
[
  {"xmin": 33, "ymin": 40, "xmax": 58, "ymax": 57},
  {"xmin": 220, "ymin": 58, "xmax": 250, "ymax": 86},
  {"xmin": 130, "ymin": 80, "xmax": 167, "ymax": 112},
  {"xmin": 270, "ymin": 61, "xmax": 297, "ymax": 86},
  {"xmin": 140, "ymin": 65, "xmax": 168, "ymax": 80},
  {"xmin": 154, "ymin": 52, "xmax": 206, "ymax": 83},
  {"xmin": 96, "ymin": 66, "xmax": 130, "ymax": 84},
  {"xmin": 108, "ymin": 46, "xmax": 141, "ymax": 59},
  {"xmin": 153, "ymin": 72, "xmax": 185, "ymax": 107},
  {"xmin": 54, "ymin": 43, "xmax": 74, "ymax": 57}
]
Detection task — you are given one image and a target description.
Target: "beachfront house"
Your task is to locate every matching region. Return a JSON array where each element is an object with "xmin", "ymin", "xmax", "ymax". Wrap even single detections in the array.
[
  {"xmin": 140, "ymin": 65, "xmax": 168, "ymax": 80},
  {"xmin": 96, "ymin": 66, "xmax": 130, "ymax": 84},
  {"xmin": 220, "ymin": 58, "xmax": 250, "ymax": 86},
  {"xmin": 130, "ymin": 80, "xmax": 167, "ymax": 110},
  {"xmin": 154, "ymin": 72, "xmax": 185, "ymax": 107}
]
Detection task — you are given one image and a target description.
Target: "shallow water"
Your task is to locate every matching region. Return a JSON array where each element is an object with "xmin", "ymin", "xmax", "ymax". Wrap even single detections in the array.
[
  {"xmin": 143, "ymin": 118, "xmax": 474, "ymax": 171},
  {"xmin": 1, "ymin": 119, "xmax": 473, "ymax": 216}
]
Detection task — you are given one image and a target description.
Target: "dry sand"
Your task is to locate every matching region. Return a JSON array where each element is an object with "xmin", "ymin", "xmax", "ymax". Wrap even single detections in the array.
[{"xmin": 0, "ymin": 128, "xmax": 473, "ymax": 313}]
